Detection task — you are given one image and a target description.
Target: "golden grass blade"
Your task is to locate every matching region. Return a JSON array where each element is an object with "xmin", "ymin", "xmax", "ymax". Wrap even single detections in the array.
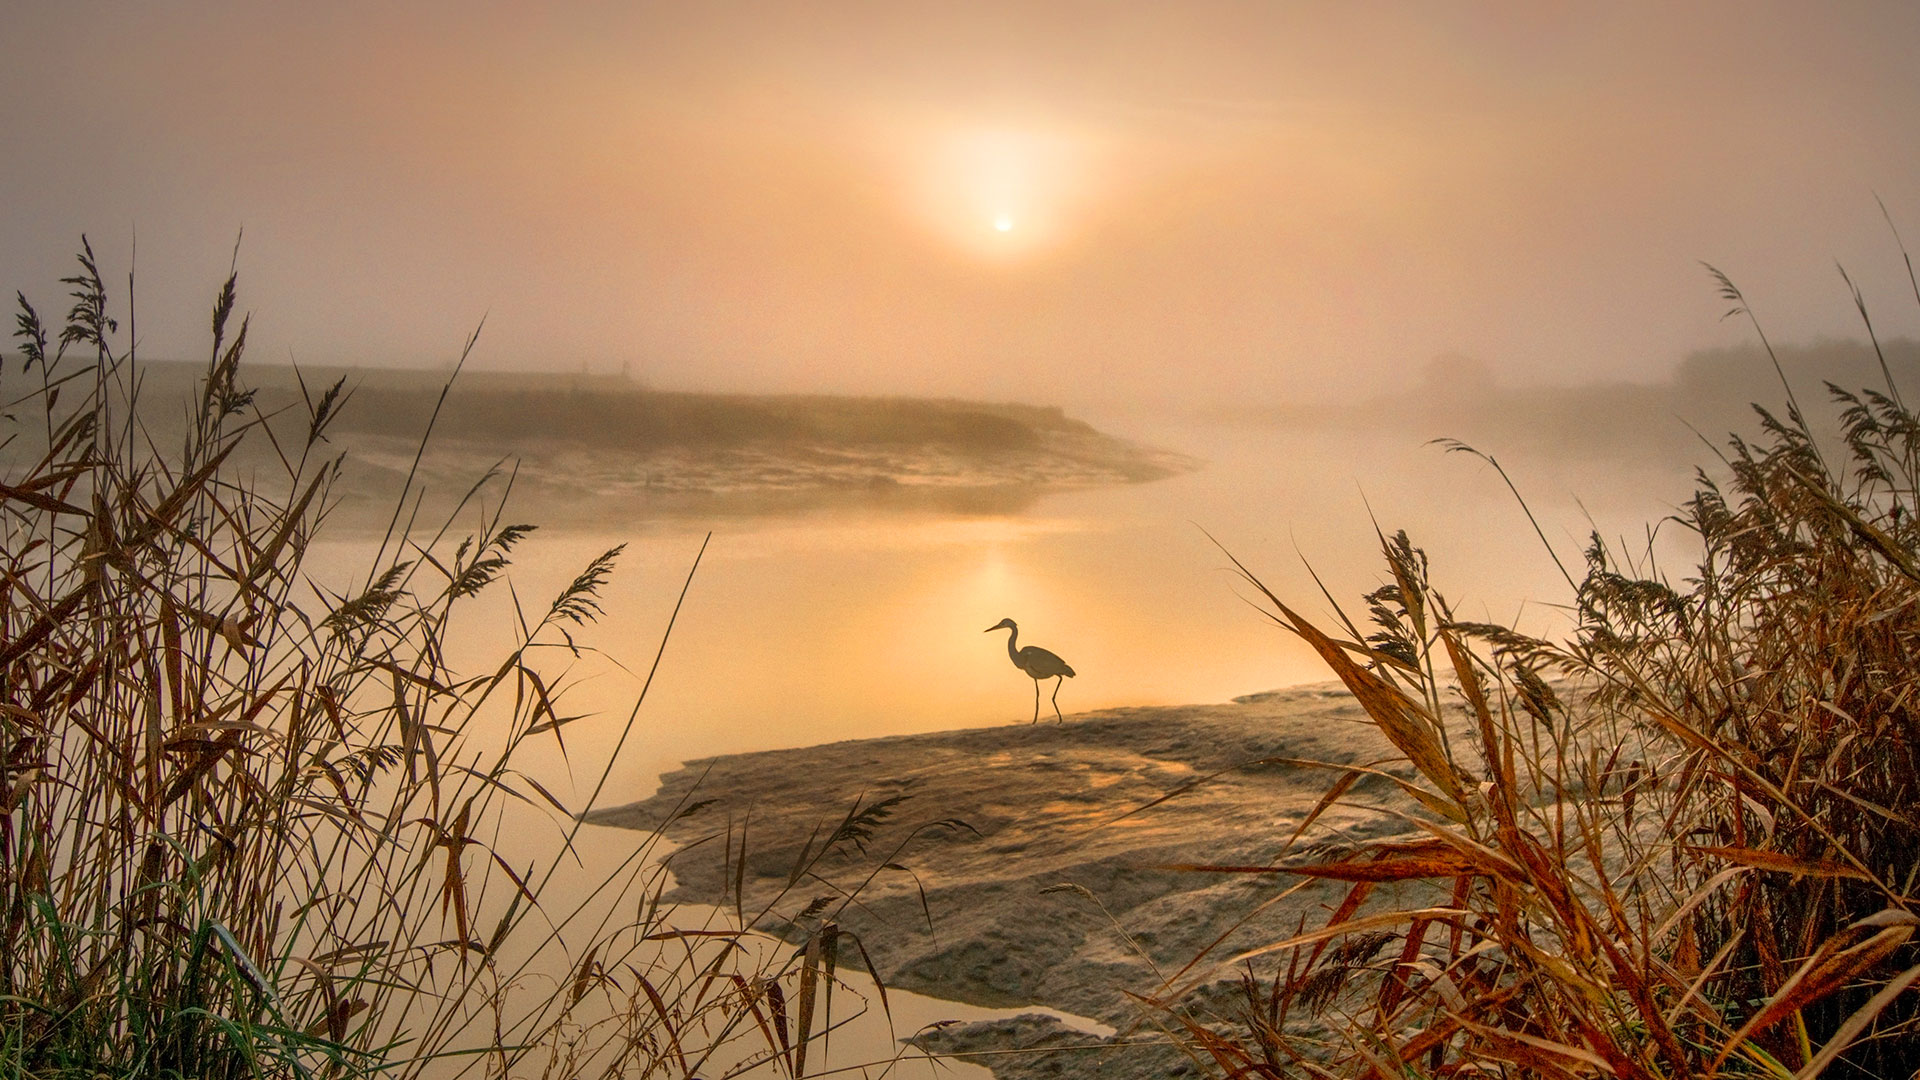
[
  {"xmin": 1170, "ymin": 839, "xmax": 1494, "ymax": 884},
  {"xmin": 1685, "ymin": 845, "xmax": 1874, "ymax": 882},
  {"xmin": 1443, "ymin": 1012, "xmax": 1617, "ymax": 1077},
  {"xmin": 1280, "ymin": 768, "xmax": 1362, "ymax": 857},
  {"xmin": 1710, "ymin": 916, "xmax": 1918, "ymax": 1074},
  {"xmin": 635, "ymin": 973, "xmax": 691, "ymax": 1076},
  {"xmin": 243, "ymin": 469, "xmax": 326, "ymax": 586},
  {"xmin": 795, "ymin": 930, "xmax": 821, "ymax": 1077},
  {"xmin": 1439, "ymin": 623, "xmax": 1516, "ymax": 806},
  {"xmin": 1273, "ymin": 598, "xmax": 1467, "ymax": 809},
  {"xmin": 1792, "ymin": 962, "xmax": 1920, "ymax": 1080},
  {"xmin": 765, "ymin": 976, "xmax": 794, "ymax": 1074},
  {"xmin": 1191, "ymin": 907, "xmax": 1470, "ymax": 993},
  {"xmin": 1206, "ymin": 533, "xmax": 1467, "ymax": 807}
]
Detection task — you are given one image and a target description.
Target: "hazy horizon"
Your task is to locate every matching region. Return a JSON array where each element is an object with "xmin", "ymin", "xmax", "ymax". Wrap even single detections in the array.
[{"xmin": 8, "ymin": 3, "xmax": 1920, "ymax": 416}]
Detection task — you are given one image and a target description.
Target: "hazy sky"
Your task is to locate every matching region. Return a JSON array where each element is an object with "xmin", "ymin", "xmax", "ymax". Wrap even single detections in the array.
[{"xmin": 6, "ymin": 2, "xmax": 1920, "ymax": 410}]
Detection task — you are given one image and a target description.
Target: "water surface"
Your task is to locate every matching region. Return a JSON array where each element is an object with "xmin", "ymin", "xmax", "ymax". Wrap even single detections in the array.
[
  {"xmin": 312, "ymin": 411, "xmax": 1698, "ymax": 807},
  {"xmin": 301, "ymin": 407, "xmax": 1701, "ymax": 1073}
]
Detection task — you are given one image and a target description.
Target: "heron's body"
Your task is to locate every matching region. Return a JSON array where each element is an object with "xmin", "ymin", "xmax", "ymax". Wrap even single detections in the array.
[{"xmin": 985, "ymin": 618, "xmax": 1075, "ymax": 722}]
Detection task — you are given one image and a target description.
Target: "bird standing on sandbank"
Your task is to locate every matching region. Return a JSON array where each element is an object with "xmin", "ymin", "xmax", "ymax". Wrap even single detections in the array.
[{"xmin": 985, "ymin": 618, "xmax": 1075, "ymax": 723}]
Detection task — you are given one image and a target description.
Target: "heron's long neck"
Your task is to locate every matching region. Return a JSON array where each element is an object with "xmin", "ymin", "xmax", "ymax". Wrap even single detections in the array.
[{"xmin": 1003, "ymin": 625, "xmax": 1019, "ymax": 661}]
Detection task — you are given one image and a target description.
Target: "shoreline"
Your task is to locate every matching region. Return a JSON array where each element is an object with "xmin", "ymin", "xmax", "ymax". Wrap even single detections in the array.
[{"xmin": 588, "ymin": 682, "xmax": 1436, "ymax": 1079}]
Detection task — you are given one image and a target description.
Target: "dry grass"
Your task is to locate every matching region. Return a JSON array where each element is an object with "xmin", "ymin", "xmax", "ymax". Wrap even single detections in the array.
[
  {"xmin": 1152, "ymin": 261, "xmax": 1920, "ymax": 1078},
  {"xmin": 0, "ymin": 241, "xmax": 934, "ymax": 1079}
]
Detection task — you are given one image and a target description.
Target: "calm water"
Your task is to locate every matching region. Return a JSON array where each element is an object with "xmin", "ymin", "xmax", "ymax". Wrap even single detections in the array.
[
  {"xmin": 338, "ymin": 413, "xmax": 1694, "ymax": 801},
  {"xmin": 303, "ymin": 411, "xmax": 1699, "ymax": 1072}
]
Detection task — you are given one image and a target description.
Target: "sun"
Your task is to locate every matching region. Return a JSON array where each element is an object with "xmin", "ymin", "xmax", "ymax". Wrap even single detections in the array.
[{"xmin": 893, "ymin": 123, "xmax": 1098, "ymax": 257}]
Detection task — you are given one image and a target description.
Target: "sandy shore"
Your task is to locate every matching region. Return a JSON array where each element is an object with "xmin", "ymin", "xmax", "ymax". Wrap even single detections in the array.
[{"xmin": 589, "ymin": 683, "xmax": 1436, "ymax": 1079}]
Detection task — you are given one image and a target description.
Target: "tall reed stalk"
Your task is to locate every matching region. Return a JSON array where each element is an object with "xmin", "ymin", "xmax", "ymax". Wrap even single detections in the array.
[
  {"xmin": 1157, "ymin": 265, "xmax": 1920, "ymax": 1079},
  {"xmin": 0, "ymin": 242, "xmax": 919, "ymax": 1079}
]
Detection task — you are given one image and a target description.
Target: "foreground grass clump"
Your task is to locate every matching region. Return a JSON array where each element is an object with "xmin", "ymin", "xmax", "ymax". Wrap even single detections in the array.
[
  {"xmin": 0, "ymin": 244, "xmax": 911, "ymax": 1078},
  {"xmin": 1164, "ymin": 275, "xmax": 1920, "ymax": 1078}
]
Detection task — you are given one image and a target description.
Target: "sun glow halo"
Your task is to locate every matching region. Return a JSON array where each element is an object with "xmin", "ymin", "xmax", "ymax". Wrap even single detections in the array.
[{"xmin": 897, "ymin": 124, "xmax": 1093, "ymax": 257}]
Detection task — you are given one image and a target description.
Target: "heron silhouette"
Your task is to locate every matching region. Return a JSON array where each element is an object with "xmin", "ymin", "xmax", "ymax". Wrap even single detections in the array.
[{"xmin": 985, "ymin": 618, "xmax": 1075, "ymax": 723}]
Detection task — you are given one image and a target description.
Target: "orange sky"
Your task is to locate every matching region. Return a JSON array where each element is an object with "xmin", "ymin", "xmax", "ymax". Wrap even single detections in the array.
[{"xmin": 5, "ymin": 2, "xmax": 1920, "ymax": 410}]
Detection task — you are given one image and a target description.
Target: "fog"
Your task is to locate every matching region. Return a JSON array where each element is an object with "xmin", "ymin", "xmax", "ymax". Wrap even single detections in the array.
[
  {"xmin": 7, "ymin": 2, "xmax": 1920, "ymax": 414},
  {"xmin": 12, "ymin": 0, "xmax": 1920, "ymax": 771}
]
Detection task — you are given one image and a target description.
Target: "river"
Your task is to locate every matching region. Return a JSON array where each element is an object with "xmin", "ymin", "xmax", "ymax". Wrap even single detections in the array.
[
  {"xmin": 302, "ymin": 407, "xmax": 1701, "ymax": 1076},
  {"xmin": 342, "ymin": 411, "xmax": 1695, "ymax": 794}
]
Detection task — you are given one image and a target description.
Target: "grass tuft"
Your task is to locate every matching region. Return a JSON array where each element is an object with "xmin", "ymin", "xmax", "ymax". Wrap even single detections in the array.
[
  {"xmin": 1157, "ymin": 256, "xmax": 1920, "ymax": 1078},
  {"xmin": 2, "ymin": 242, "xmax": 935, "ymax": 1079}
]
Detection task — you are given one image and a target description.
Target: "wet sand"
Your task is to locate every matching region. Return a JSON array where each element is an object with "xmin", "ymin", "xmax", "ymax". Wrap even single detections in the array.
[{"xmin": 590, "ymin": 683, "xmax": 1436, "ymax": 1079}]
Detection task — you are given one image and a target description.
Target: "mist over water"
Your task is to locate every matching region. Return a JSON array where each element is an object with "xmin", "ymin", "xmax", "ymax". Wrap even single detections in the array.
[
  {"xmin": 9, "ymin": 4, "xmax": 1920, "ymax": 415},
  {"xmin": 327, "ymin": 411, "xmax": 1693, "ymax": 811},
  {"xmin": 273, "ymin": 337, "xmax": 1906, "ymax": 1074},
  {"xmin": 13, "ymin": 7, "xmax": 1920, "ymax": 1074},
  {"xmin": 214, "ymin": 335, "xmax": 1912, "ymax": 808},
  {"xmin": 282, "ymin": 392, "xmax": 1701, "ymax": 1073}
]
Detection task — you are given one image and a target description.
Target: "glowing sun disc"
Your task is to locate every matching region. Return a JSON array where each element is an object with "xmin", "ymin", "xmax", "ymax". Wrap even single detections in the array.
[{"xmin": 993, "ymin": 215, "xmax": 1014, "ymax": 232}]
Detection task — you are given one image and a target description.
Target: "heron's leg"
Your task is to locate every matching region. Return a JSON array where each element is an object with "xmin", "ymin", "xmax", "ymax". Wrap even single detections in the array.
[
  {"xmin": 1051, "ymin": 676, "xmax": 1064, "ymax": 721},
  {"xmin": 1032, "ymin": 678, "xmax": 1041, "ymax": 724}
]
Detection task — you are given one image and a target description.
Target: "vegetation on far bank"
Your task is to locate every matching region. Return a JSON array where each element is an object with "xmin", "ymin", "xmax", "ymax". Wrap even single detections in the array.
[
  {"xmin": 55, "ymin": 360, "xmax": 1191, "ymax": 528},
  {"xmin": 1222, "ymin": 338, "xmax": 1920, "ymax": 470},
  {"xmin": 108, "ymin": 359, "xmax": 1143, "ymax": 456}
]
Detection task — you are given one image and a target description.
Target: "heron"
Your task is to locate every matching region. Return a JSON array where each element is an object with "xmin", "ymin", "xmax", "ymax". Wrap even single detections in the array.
[{"xmin": 984, "ymin": 618, "xmax": 1075, "ymax": 723}]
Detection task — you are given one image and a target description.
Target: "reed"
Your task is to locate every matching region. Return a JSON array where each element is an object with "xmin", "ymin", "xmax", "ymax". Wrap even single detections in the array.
[
  {"xmin": 1153, "ymin": 263, "xmax": 1920, "ymax": 1078},
  {"xmin": 0, "ymin": 241, "xmax": 914, "ymax": 1079}
]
